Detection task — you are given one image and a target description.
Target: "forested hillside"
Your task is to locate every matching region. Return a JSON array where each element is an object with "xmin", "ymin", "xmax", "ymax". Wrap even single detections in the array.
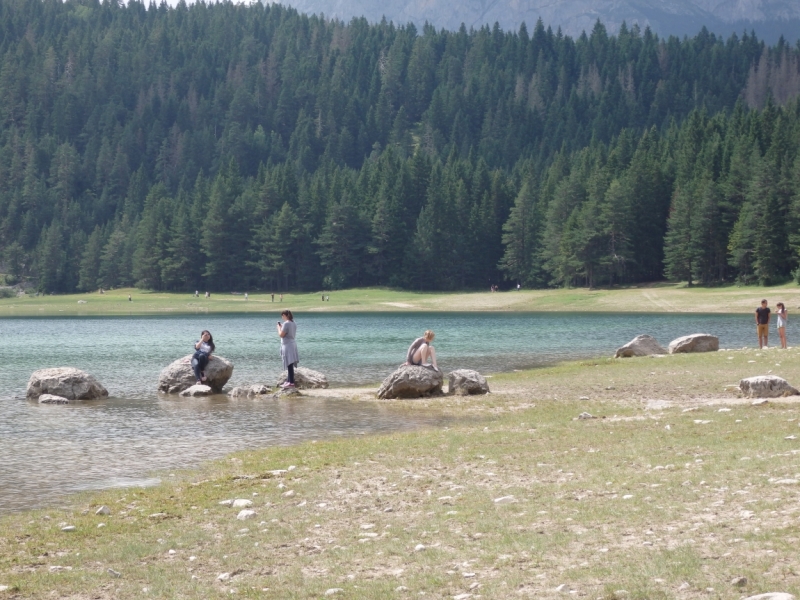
[{"xmin": 0, "ymin": 0, "xmax": 799, "ymax": 292}]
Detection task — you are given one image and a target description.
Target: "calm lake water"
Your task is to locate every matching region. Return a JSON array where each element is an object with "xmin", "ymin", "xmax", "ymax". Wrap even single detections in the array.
[{"xmin": 0, "ymin": 311, "xmax": 765, "ymax": 512}]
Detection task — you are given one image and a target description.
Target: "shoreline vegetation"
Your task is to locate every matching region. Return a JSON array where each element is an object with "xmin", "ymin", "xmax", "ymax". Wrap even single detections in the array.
[
  {"xmin": 3, "ymin": 349, "xmax": 800, "ymax": 598},
  {"xmin": 1, "ymin": 283, "xmax": 800, "ymax": 317}
]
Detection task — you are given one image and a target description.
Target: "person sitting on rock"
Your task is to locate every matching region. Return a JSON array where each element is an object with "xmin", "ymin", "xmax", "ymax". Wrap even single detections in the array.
[
  {"xmin": 404, "ymin": 330, "xmax": 439, "ymax": 371},
  {"xmin": 192, "ymin": 330, "xmax": 215, "ymax": 385}
]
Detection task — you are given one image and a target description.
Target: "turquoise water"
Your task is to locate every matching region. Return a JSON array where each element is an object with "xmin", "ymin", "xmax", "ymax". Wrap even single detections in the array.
[{"xmin": 0, "ymin": 311, "xmax": 766, "ymax": 512}]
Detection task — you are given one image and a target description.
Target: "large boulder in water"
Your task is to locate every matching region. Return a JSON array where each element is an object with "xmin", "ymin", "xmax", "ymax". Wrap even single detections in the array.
[
  {"xmin": 668, "ymin": 333, "xmax": 719, "ymax": 354},
  {"xmin": 158, "ymin": 355, "xmax": 233, "ymax": 394},
  {"xmin": 377, "ymin": 365, "xmax": 443, "ymax": 399},
  {"xmin": 27, "ymin": 367, "xmax": 108, "ymax": 401},
  {"xmin": 739, "ymin": 375, "xmax": 800, "ymax": 398},
  {"xmin": 277, "ymin": 366, "xmax": 328, "ymax": 389},
  {"xmin": 448, "ymin": 369, "xmax": 490, "ymax": 396},
  {"xmin": 614, "ymin": 335, "xmax": 667, "ymax": 358}
]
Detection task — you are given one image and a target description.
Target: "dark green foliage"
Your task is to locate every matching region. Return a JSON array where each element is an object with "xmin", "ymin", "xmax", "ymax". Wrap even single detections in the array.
[{"xmin": 0, "ymin": 1, "xmax": 799, "ymax": 292}]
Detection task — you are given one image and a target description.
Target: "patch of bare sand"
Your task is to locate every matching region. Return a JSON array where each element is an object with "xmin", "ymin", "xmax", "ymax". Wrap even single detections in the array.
[{"xmin": 380, "ymin": 302, "xmax": 416, "ymax": 308}]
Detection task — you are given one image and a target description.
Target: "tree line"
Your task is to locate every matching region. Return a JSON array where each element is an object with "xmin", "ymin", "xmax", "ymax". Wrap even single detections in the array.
[{"xmin": 0, "ymin": 0, "xmax": 799, "ymax": 292}]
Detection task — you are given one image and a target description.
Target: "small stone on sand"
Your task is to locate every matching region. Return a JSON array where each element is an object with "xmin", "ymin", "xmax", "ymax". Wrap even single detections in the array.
[
  {"xmin": 324, "ymin": 589, "xmax": 343, "ymax": 596},
  {"xmin": 232, "ymin": 499, "xmax": 253, "ymax": 508},
  {"xmin": 95, "ymin": 505, "xmax": 111, "ymax": 515},
  {"xmin": 61, "ymin": 525, "xmax": 76, "ymax": 532},
  {"xmin": 237, "ymin": 509, "xmax": 256, "ymax": 520}
]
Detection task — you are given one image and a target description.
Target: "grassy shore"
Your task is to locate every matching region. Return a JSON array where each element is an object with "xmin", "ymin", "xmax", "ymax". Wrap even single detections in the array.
[
  {"xmin": 2, "ymin": 348, "xmax": 800, "ymax": 599},
  {"xmin": 1, "ymin": 282, "xmax": 799, "ymax": 316}
]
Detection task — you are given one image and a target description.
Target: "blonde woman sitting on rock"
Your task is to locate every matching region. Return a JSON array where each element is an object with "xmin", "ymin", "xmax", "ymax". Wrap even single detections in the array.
[{"xmin": 404, "ymin": 330, "xmax": 439, "ymax": 371}]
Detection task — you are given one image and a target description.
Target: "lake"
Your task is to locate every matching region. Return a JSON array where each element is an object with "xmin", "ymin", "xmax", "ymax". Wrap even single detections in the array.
[{"xmin": 0, "ymin": 311, "xmax": 764, "ymax": 512}]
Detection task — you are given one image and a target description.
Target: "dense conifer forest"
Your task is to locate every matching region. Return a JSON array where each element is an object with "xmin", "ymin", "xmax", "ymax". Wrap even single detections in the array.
[{"xmin": 1, "ymin": 0, "xmax": 799, "ymax": 292}]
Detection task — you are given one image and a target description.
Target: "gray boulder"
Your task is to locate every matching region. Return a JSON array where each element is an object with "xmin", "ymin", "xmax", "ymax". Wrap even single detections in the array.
[
  {"xmin": 448, "ymin": 369, "xmax": 490, "ymax": 396},
  {"xmin": 739, "ymin": 376, "xmax": 800, "ymax": 398},
  {"xmin": 668, "ymin": 333, "xmax": 719, "ymax": 354},
  {"xmin": 377, "ymin": 365, "xmax": 443, "ymax": 399},
  {"xmin": 277, "ymin": 366, "xmax": 328, "ymax": 389},
  {"xmin": 179, "ymin": 384, "xmax": 213, "ymax": 397},
  {"xmin": 157, "ymin": 355, "xmax": 233, "ymax": 394},
  {"xmin": 743, "ymin": 594, "xmax": 795, "ymax": 600},
  {"xmin": 27, "ymin": 367, "xmax": 108, "ymax": 401},
  {"xmin": 228, "ymin": 384, "xmax": 271, "ymax": 398},
  {"xmin": 614, "ymin": 335, "xmax": 667, "ymax": 358},
  {"xmin": 38, "ymin": 394, "xmax": 70, "ymax": 404}
]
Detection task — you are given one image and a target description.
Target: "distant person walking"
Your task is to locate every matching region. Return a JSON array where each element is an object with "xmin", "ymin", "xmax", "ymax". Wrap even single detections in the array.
[
  {"xmin": 277, "ymin": 309, "xmax": 299, "ymax": 388},
  {"xmin": 271, "ymin": 293, "xmax": 274, "ymax": 302},
  {"xmin": 776, "ymin": 302, "xmax": 788, "ymax": 349},
  {"xmin": 404, "ymin": 330, "xmax": 439, "ymax": 371},
  {"xmin": 192, "ymin": 330, "xmax": 215, "ymax": 385},
  {"xmin": 756, "ymin": 299, "xmax": 771, "ymax": 349}
]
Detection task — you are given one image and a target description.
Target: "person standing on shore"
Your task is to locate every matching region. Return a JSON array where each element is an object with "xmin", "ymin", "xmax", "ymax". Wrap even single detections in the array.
[
  {"xmin": 776, "ymin": 302, "xmax": 788, "ymax": 349},
  {"xmin": 756, "ymin": 299, "xmax": 771, "ymax": 349},
  {"xmin": 404, "ymin": 330, "xmax": 439, "ymax": 371},
  {"xmin": 277, "ymin": 309, "xmax": 299, "ymax": 388}
]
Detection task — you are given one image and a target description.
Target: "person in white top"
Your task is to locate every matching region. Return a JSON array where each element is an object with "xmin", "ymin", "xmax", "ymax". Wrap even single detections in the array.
[
  {"xmin": 776, "ymin": 302, "xmax": 788, "ymax": 349},
  {"xmin": 192, "ymin": 330, "xmax": 215, "ymax": 384}
]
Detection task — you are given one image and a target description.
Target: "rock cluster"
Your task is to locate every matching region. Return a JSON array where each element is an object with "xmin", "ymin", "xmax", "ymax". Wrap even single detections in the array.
[
  {"xmin": 614, "ymin": 335, "xmax": 666, "ymax": 358},
  {"xmin": 668, "ymin": 333, "xmax": 719, "ymax": 354},
  {"xmin": 377, "ymin": 365, "xmax": 443, "ymax": 399},
  {"xmin": 448, "ymin": 369, "xmax": 490, "ymax": 395},
  {"xmin": 739, "ymin": 375, "xmax": 800, "ymax": 398},
  {"xmin": 179, "ymin": 384, "xmax": 213, "ymax": 397},
  {"xmin": 228, "ymin": 384, "xmax": 271, "ymax": 398},
  {"xmin": 276, "ymin": 366, "xmax": 328, "ymax": 389},
  {"xmin": 38, "ymin": 394, "xmax": 71, "ymax": 404},
  {"xmin": 27, "ymin": 367, "xmax": 108, "ymax": 401},
  {"xmin": 157, "ymin": 355, "xmax": 233, "ymax": 394}
]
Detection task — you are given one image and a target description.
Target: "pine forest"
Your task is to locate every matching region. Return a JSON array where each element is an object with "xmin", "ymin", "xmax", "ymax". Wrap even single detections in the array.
[{"xmin": 1, "ymin": 0, "xmax": 800, "ymax": 293}]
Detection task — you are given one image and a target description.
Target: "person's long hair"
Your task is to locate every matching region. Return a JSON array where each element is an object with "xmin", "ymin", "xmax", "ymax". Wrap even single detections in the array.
[
  {"xmin": 201, "ymin": 330, "xmax": 216, "ymax": 352},
  {"xmin": 281, "ymin": 309, "xmax": 294, "ymax": 321}
]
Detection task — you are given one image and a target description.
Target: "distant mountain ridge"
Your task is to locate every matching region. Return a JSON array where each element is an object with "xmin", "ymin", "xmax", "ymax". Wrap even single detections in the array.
[{"xmin": 277, "ymin": 0, "xmax": 800, "ymax": 41}]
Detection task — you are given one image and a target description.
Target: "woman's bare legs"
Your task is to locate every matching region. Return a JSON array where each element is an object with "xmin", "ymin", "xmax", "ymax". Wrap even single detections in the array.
[
  {"xmin": 779, "ymin": 327, "xmax": 787, "ymax": 349},
  {"xmin": 413, "ymin": 344, "xmax": 438, "ymax": 370}
]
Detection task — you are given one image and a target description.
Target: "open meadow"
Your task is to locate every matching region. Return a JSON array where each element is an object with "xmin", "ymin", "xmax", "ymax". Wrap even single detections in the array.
[
  {"xmin": 1, "ymin": 283, "xmax": 800, "ymax": 316},
  {"xmin": 1, "ymin": 348, "xmax": 799, "ymax": 599}
]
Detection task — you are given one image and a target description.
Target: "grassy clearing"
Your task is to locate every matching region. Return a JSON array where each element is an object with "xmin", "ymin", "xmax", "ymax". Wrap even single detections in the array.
[
  {"xmin": 2, "ymin": 349, "xmax": 800, "ymax": 599},
  {"xmin": 1, "ymin": 282, "xmax": 799, "ymax": 317}
]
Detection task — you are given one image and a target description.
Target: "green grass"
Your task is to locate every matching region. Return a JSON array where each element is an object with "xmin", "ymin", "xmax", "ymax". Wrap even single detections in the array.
[
  {"xmin": 1, "ymin": 282, "xmax": 799, "ymax": 317},
  {"xmin": 2, "ymin": 350, "xmax": 800, "ymax": 598}
]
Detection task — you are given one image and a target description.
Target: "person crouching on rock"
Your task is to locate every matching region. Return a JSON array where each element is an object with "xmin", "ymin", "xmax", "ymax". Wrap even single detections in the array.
[
  {"xmin": 192, "ymin": 330, "xmax": 215, "ymax": 385},
  {"xmin": 277, "ymin": 310, "xmax": 299, "ymax": 388},
  {"xmin": 404, "ymin": 330, "xmax": 439, "ymax": 371}
]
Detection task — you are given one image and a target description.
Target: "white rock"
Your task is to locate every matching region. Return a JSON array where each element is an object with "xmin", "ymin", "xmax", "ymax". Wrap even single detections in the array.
[
  {"xmin": 217, "ymin": 573, "xmax": 231, "ymax": 581},
  {"xmin": 282, "ymin": 490, "xmax": 295, "ymax": 498},
  {"xmin": 493, "ymin": 495, "xmax": 515, "ymax": 504},
  {"xmin": 179, "ymin": 384, "xmax": 213, "ymax": 397},
  {"xmin": 61, "ymin": 525, "xmax": 76, "ymax": 532},
  {"xmin": 668, "ymin": 333, "xmax": 719, "ymax": 354},
  {"xmin": 219, "ymin": 499, "xmax": 233, "ymax": 506},
  {"xmin": 555, "ymin": 583, "xmax": 568, "ymax": 592},
  {"xmin": 228, "ymin": 384, "xmax": 271, "ymax": 398},
  {"xmin": 27, "ymin": 367, "xmax": 108, "ymax": 401},
  {"xmin": 743, "ymin": 594, "xmax": 795, "ymax": 600},
  {"xmin": 614, "ymin": 335, "xmax": 667, "ymax": 358},
  {"xmin": 232, "ymin": 499, "xmax": 253, "ymax": 508},
  {"xmin": 97, "ymin": 523, "xmax": 105, "ymax": 528},
  {"xmin": 95, "ymin": 505, "xmax": 111, "ymax": 515},
  {"xmin": 158, "ymin": 354, "xmax": 234, "ymax": 394},
  {"xmin": 395, "ymin": 586, "xmax": 408, "ymax": 592},
  {"xmin": 0, "ymin": 586, "xmax": 9, "ymax": 592},
  {"xmin": 168, "ymin": 549, "xmax": 176, "ymax": 555},
  {"xmin": 773, "ymin": 479, "xmax": 798, "ymax": 485},
  {"xmin": 414, "ymin": 543, "xmax": 426, "ymax": 551},
  {"xmin": 447, "ymin": 369, "xmax": 490, "ymax": 396},
  {"xmin": 49, "ymin": 566, "xmax": 73, "ymax": 572},
  {"xmin": 236, "ymin": 509, "xmax": 256, "ymax": 520},
  {"xmin": 324, "ymin": 589, "xmax": 344, "ymax": 596},
  {"xmin": 752, "ymin": 399, "xmax": 770, "ymax": 406},
  {"xmin": 740, "ymin": 376, "xmax": 799, "ymax": 398},
  {"xmin": 454, "ymin": 594, "xmax": 473, "ymax": 600},
  {"xmin": 108, "ymin": 568, "xmax": 121, "ymax": 578},
  {"xmin": 578, "ymin": 412, "xmax": 595, "ymax": 420},
  {"xmin": 277, "ymin": 366, "xmax": 329, "ymax": 389},
  {"xmin": 38, "ymin": 394, "xmax": 70, "ymax": 404}
]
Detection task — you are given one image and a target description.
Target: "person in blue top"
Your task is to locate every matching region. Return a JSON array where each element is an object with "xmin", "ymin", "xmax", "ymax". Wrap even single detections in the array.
[
  {"xmin": 277, "ymin": 310, "xmax": 299, "ymax": 388},
  {"xmin": 192, "ymin": 330, "xmax": 215, "ymax": 385}
]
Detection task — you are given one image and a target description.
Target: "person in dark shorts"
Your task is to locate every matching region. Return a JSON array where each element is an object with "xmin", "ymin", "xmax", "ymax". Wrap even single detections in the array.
[
  {"xmin": 755, "ymin": 299, "xmax": 771, "ymax": 349},
  {"xmin": 404, "ymin": 330, "xmax": 439, "ymax": 371}
]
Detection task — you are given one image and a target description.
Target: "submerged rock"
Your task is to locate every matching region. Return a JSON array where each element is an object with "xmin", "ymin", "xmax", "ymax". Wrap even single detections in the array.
[
  {"xmin": 668, "ymin": 333, "xmax": 719, "ymax": 354},
  {"xmin": 277, "ymin": 366, "xmax": 328, "ymax": 389},
  {"xmin": 228, "ymin": 384, "xmax": 271, "ymax": 398},
  {"xmin": 179, "ymin": 384, "xmax": 213, "ymax": 397},
  {"xmin": 377, "ymin": 365, "xmax": 443, "ymax": 399},
  {"xmin": 448, "ymin": 369, "xmax": 490, "ymax": 395},
  {"xmin": 38, "ymin": 394, "xmax": 70, "ymax": 404},
  {"xmin": 158, "ymin": 355, "xmax": 233, "ymax": 394},
  {"xmin": 739, "ymin": 375, "xmax": 800, "ymax": 398},
  {"xmin": 27, "ymin": 367, "xmax": 108, "ymax": 401},
  {"xmin": 614, "ymin": 334, "xmax": 667, "ymax": 358}
]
